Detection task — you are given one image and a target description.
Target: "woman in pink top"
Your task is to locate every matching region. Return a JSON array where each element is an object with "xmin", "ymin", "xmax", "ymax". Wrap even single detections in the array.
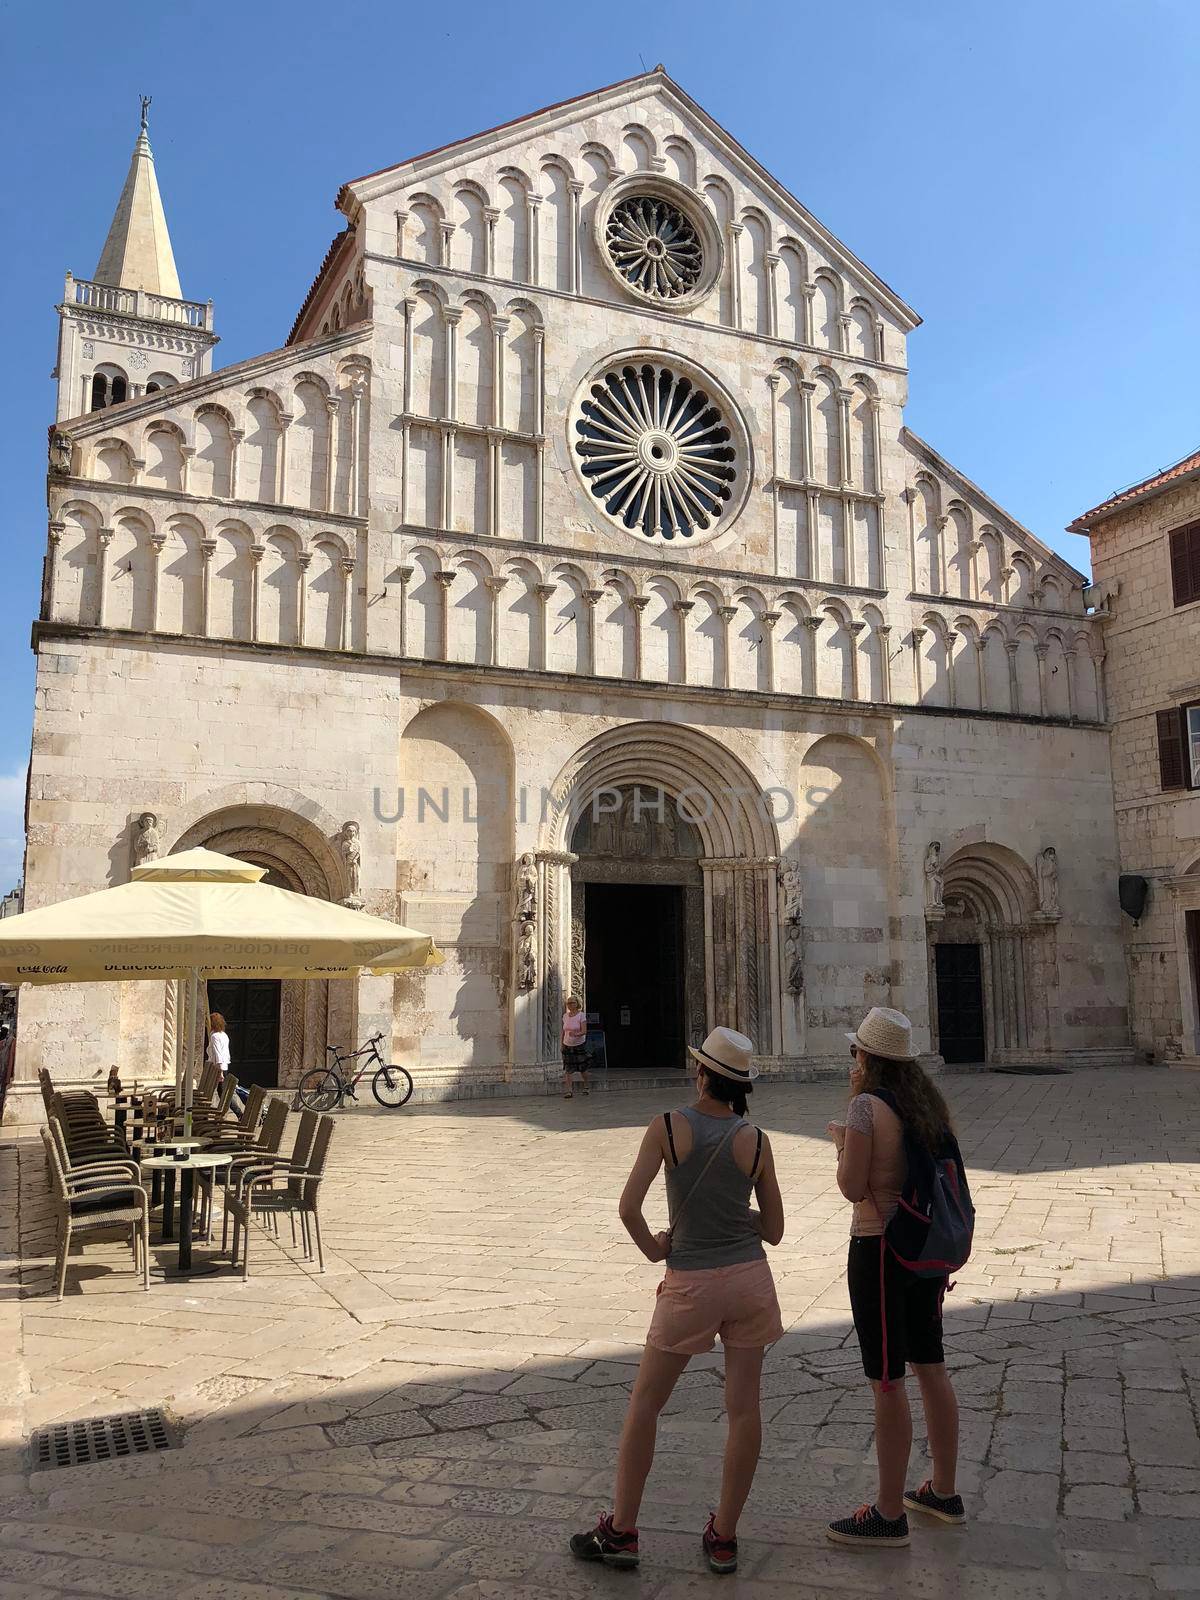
[
  {"xmin": 561, "ymin": 996, "xmax": 589, "ymax": 1097},
  {"xmin": 825, "ymin": 1007, "xmax": 965, "ymax": 1548}
]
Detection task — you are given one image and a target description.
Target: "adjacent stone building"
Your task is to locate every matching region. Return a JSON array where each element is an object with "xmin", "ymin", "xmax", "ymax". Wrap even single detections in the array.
[
  {"xmin": 1070, "ymin": 452, "xmax": 1200, "ymax": 1064},
  {"xmin": 13, "ymin": 70, "xmax": 1132, "ymax": 1114}
]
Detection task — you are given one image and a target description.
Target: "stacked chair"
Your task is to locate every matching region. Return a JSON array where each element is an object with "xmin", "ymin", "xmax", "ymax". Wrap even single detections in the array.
[{"xmin": 39, "ymin": 1124, "xmax": 149, "ymax": 1299}]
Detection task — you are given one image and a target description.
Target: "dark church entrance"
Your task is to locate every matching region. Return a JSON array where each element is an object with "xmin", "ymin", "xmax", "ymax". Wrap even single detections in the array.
[
  {"xmin": 207, "ymin": 978, "xmax": 282, "ymax": 1089},
  {"xmin": 583, "ymin": 883, "xmax": 686, "ymax": 1070},
  {"xmin": 934, "ymin": 943, "xmax": 986, "ymax": 1064}
]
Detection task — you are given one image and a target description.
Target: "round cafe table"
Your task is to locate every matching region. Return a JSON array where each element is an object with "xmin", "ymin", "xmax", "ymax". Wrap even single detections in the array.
[{"xmin": 139, "ymin": 1151, "xmax": 232, "ymax": 1274}]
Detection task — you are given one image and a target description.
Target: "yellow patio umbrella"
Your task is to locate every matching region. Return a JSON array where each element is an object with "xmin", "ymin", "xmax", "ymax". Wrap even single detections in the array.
[{"xmin": 0, "ymin": 846, "xmax": 442, "ymax": 1124}]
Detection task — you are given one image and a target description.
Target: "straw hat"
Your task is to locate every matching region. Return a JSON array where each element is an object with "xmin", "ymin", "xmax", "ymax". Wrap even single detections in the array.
[
  {"xmin": 845, "ymin": 1006, "xmax": 919, "ymax": 1063},
  {"xmin": 688, "ymin": 1026, "xmax": 757, "ymax": 1084}
]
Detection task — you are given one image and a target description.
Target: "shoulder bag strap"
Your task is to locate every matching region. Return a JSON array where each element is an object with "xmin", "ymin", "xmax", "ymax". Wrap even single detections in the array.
[
  {"xmin": 668, "ymin": 1119, "xmax": 740, "ymax": 1233},
  {"xmin": 664, "ymin": 1111, "xmax": 679, "ymax": 1168}
]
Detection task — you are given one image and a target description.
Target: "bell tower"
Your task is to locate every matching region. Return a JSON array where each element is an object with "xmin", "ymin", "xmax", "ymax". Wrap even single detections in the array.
[{"xmin": 52, "ymin": 98, "xmax": 218, "ymax": 421}]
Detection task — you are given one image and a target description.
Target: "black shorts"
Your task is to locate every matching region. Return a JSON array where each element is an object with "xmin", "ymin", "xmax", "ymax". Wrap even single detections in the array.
[
  {"xmin": 562, "ymin": 1044, "xmax": 588, "ymax": 1071},
  {"xmin": 847, "ymin": 1236, "xmax": 946, "ymax": 1381}
]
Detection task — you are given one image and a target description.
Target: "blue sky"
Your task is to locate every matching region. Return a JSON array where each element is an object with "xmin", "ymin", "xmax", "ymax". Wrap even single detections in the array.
[{"xmin": 1, "ymin": 0, "xmax": 1196, "ymax": 893}]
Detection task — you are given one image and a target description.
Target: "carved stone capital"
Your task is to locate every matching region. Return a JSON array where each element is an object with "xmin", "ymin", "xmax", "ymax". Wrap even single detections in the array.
[
  {"xmin": 249, "ymin": 543, "xmax": 266, "ymax": 564},
  {"xmin": 910, "ymin": 626, "xmax": 927, "ymax": 644},
  {"xmin": 483, "ymin": 207, "xmax": 501, "ymax": 224},
  {"xmin": 395, "ymin": 564, "xmax": 414, "ymax": 584},
  {"xmin": 200, "ymin": 537, "xmax": 218, "ymax": 559},
  {"xmin": 340, "ymin": 557, "xmax": 356, "ymax": 578},
  {"xmin": 629, "ymin": 595, "xmax": 651, "ymax": 613},
  {"xmin": 48, "ymin": 520, "xmax": 66, "ymax": 544},
  {"xmin": 484, "ymin": 576, "xmax": 509, "ymax": 595},
  {"xmin": 582, "ymin": 587, "xmax": 605, "ymax": 606},
  {"xmin": 297, "ymin": 552, "xmax": 313, "ymax": 571},
  {"xmin": 673, "ymin": 599, "xmax": 695, "ymax": 615},
  {"xmin": 803, "ymin": 616, "xmax": 823, "ymax": 633},
  {"xmin": 442, "ymin": 307, "xmax": 463, "ymax": 327},
  {"xmin": 433, "ymin": 569, "xmax": 457, "ymax": 588},
  {"xmin": 847, "ymin": 620, "xmax": 866, "ymax": 636},
  {"xmin": 759, "ymin": 610, "xmax": 781, "ymax": 629},
  {"xmin": 718, "ymin": 605, "xmax": 738, "ymax": 622},
  {"xmin": 534, "ymin": 582, "xmax": 556, "ymax": 600},
  {"xmin": 97, "ymin": 527, "xmax": 115, "ymax": 547}
]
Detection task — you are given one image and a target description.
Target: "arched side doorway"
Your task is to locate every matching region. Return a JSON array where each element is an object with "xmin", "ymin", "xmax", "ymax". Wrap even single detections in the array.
[
  {"xmin": 540, "ymin": 723, "xmax": 782, "ymax": 1070},
  {"xmin": 171, "ymin": 807, "xmax": 352, "ymax": 1088},
  {"xmin": 928, "ymin": 845, "xmax": 1052, "ymax": 1064}
]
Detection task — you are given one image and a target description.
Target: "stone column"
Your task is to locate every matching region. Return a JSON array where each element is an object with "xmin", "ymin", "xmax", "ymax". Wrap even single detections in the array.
[
  {"xmin": 324, "ymin": 396, "xmax": 339, "ymax": 514},
  {"xmin": 434, "ymin": 569, "xmax": 455, "ymax": 661},
  {"xmin": 803, "ymin": 614, "xmax": 822, "ymax": 696},
  {"xmin": 582, "ymin": 587, "xmax": 603, "ymax": 675},
  {"xmin": 1001, "ymin": 564, "xmax": 1015, "ymax": 605},
  {"xmin": 799, "ymin": 380, "xmax": 815, "ymax": 483},
  {"xmin": 945, "ymin": 629, "xmax": 959, "ymax": 708},
  {"xmin": 394, "ymin": 208, "xmax": 408, "ymax": 255},
  {"xmin": 838, "ymin": 312, "xmax": 852, "ymax": 354},
  {"xmin": 492, "ymin": 316, "xmax": 509, "ymax": 429},
  {"xmin": 180, "ymin": 444, "xmax": 194, "ymax": 495},
  {"xmin": 349, "ymin": 381, "xmax": 366, "ymax": 518},
  {"xmin": 911, "ymin": 625, "xmax": 927, "ymax": 702},
  {"xmin": 802, "ymin": 282, "xmax": 816, "ymax": 346},
  {"xmin": 339, "ymin": 556, "xmax": 356, "ymax": 651},
  {"xmin": 974, "ymin": 637, "xmax": 987, "ymax": 709},
  {"xmin": 836, "ymin": 387, "xmax": 853, "ymax": 487},
  {"xmin": 485, "ymin": 575, "xmax": 508, "ymax": 667},
  {"xmin": 533, "ymin": 328, "xmax": 546, "ymax": 541},
  {"xmin": 534, "ymin": 582, "xmax": 556, "ymax": 670},
  {"xmin": 1005, "ymin": 639, "xmax": 1019, "ymax": 712},
  {"xmin": 967, "ymin": 538, "xmax": 983, "ymax": 601},
  {"xmin": 568, "ymin": 181, "xmax": 584, "ymax": 293},
  {"xmin": 760, "ymin": 610, "xmax": 780, "ymax": 693},
  {"xmin": 276, "ymin": 415, "xmax": 292, "ymax": 504},
  {"xmin": 1093, "ymin": 650, "xmax": 1107, "ymax": 722},
  {"xmin": 444, "ymin": 306, "xmax": 462, "ymax": 422},
  {"xmin": 728, "ymin": 222, "xmax": 744, "ymax": 329},
  {"xmin": 532, "ymin": 849, "xmax": 577, "ymax": 1068},
  {"xmin": 229, "ymin": 428, "xmax": 244, "ymax": 500},
  {"xmin": 395, "ymin": 562, "xmax": 413, "ymax": 657},
  {"xmin": 766, "ymin": 372, "xmax": 781, "ymax": 574},
  {"xmin": 673, "ymin": 599, "xmax": 694, "ymax": 684},
  {"xmin": 297, "ymin": 550, "xmax": 312, "ymax": 646},
  {"xmin": 442, "ymin": 426, "xmax": 456, "ymax": 531},
  {"xmin": 526, "ymin": 195, "xmax": 541, "ymax": 286},
  {"xmin": 848, "ymin": 619, "xmax": 865, "ymax": 700},
  {"xmin": 935, "ymin": 515, "xmax": 950, "ymax": 596},
  {"xmin": 765, "ymin": 251, "xmax": 780, "ymax": 338},
  {"xmin": 1064, "ymin": 648, "xmax": 1077, "ymax": 719},
  {"xmin": 95, "ymin": 527, "xmax": 114, "ymax": 628},
  {"xmin": 630, "ymin": 594, "xmax": 650, "ymax": 679},
  {"xmin": 718, "ymin": 604, "xmax": 737, "ymax": 689},
  {"xmin": 486, "ymin": 429, "xmax": 500, "ymax": 539},
  {"xmin": 877, "ymin": 624, "xmax": 893, "ymax": 701},
  {"xmin": 483, "ymin": 207, "xmax": 499, "ymax": 276},
  {"xmin": 249, "ymin": 542, "xmax": 265, "ymax": 641},
  {"xmin": 200, "ymin": 536, "xmax": 217, "ymax": 636},
  {"xmin": 44, "ymin": 521, "xmax": 65, "ymax": 623},
  {"xmin": 401, "ymin": 297, "xmax": 416, "ymax": 414},
  {"xmin": 438, "ymin": 221, "xmax": 455, "ymax": 268},
  {"xmin": 1034, "ymin": 643, "xmax": 1048, "ymax": 716}
]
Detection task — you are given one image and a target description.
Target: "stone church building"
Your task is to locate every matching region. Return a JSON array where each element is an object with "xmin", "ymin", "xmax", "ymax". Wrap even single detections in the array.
[{"xmin": 16, "ymin": 70, "xmax": 1132, "ymax": 1108}]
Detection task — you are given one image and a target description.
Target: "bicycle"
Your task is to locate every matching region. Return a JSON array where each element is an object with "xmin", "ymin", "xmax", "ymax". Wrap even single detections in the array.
[{"xmin": 295, "ymin": 1032, "xmax": 414, "ymax": 1112}]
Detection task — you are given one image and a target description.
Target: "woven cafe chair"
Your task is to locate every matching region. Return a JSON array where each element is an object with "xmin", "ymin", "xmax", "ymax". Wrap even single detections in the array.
[
  {"xmin": 227, "ymin": 1112, "xmax": 334, "ymax": 1279},
  {"xmin": 216, "ymin": 1096, "xmax": 288, "ymax": 1251},
  {"xmin": 40, "ymin": 1127, "xmax": 149, "ymax": 1299}
]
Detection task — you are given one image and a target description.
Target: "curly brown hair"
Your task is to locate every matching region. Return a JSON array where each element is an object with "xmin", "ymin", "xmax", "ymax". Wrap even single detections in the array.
[{"xmin": 858, "ymin": 1053, "xmax": 953, "ymax": 1151}]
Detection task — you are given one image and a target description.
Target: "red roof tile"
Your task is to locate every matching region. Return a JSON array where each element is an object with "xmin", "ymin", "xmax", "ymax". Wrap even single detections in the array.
[{"xmin": 1068, "ymin": 448, "xmax": 1200, "ymax": 532}]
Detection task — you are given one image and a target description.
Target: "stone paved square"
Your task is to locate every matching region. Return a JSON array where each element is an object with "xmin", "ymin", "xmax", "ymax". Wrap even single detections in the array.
[{"xmin": 3, "ymin": 1068, "xmax": 1200, "ymax": 1598}]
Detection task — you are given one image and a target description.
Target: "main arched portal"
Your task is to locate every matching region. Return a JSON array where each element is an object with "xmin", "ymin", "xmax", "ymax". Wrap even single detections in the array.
[{"xmin": 540, "ymin": 724, "xmax": 782, "ymax": 1071}]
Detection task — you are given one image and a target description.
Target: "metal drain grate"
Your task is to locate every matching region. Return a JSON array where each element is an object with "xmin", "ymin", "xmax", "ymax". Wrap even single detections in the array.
[{"xmin": 31, "ymin": 1407, "xmax": 176, "ymax": 1471}]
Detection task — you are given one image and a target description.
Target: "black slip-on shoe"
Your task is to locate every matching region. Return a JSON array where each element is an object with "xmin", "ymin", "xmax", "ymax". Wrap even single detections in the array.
[
  {"xmin": 570, "ymin": 1512, "xmax": 639, "ymax": 1568},
  {"xmin": 826, "ymin": 1503, "xmax": 910, "ymax": 1547},
  {"xmin": 904, "ymin": 1480, "xmax": 966, "ymax": 1524}
]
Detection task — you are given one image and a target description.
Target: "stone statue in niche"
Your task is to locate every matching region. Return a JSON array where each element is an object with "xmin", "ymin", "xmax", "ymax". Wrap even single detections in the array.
[
  {"xmin": 517, "ymin": 921, "xmax": 537, "ymax": 991},
  {"xmin": 591, "ymin": 802, "xmax": 618, "ymax": 857},
  {"xmin": 130, "ymin": 812, "xmax": 160, "ymax": 871},
  {"xmin": 621, "ymin": 790, "xmax": 651, "ymax": 857},
  {"xmin": 515, "ymin": 852, "xmax": 537, "ymax": 924},
  {"xmin": 49, "ymin": 432, "xmax": 73, "ymax": 477},
  {"xmin": 654, "ymin": 800, "xmax": 677, "ymax": 858},
  {"xmin": 784, "ymin": 928, "xmax": 804, "ymax": 995},
  {"xmin": 337, "ymin": 820, "xmax": 363, "ymax": 908},
  {"xmin": 924, "ymin": 842, "xmax": 945, "ymax": 912},
  {"xmin": 778, "ymin": 860, "xmax": 803, "ymax": 926},
  {"xmin": 1036, "ymin": 846, "xmax": 1060, "ymax": 916}
]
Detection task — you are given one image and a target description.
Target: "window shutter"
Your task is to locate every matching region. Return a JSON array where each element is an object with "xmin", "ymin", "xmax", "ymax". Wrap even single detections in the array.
[
  {"xmin": 1171, "ymin": 522, "xmax": 1200, "ymax": 607},
  {"xmin": 1158, "ymin": 708, "xmax": 1186, "ymax": 789}
]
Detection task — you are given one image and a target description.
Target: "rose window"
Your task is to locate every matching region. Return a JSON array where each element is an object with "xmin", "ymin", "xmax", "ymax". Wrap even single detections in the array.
[
  {"xmin": 604, "ymin": 196, "xmax": 704, "ymax": 301},
  {"xmin": 573, "ymin": 361, "xmax": 739, "ymax": 543}
]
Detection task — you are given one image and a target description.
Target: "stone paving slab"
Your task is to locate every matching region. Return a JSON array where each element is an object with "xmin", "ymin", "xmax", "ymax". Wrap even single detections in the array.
[{"xmin": 2, "ymin": 1069, "xmax": 1200, "ymax": 1597}]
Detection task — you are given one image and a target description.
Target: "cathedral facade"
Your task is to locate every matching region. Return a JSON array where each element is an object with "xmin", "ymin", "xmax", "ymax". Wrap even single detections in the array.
[{"xmin": 15, "ymin": 71, "xmax": 1132, "ymax": 1109}]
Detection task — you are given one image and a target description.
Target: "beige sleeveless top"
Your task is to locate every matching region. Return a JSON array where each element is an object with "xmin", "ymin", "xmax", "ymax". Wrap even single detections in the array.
[{"xmin": 846, "ymin": 1093, "xmax": 906, "ymax": 1238}]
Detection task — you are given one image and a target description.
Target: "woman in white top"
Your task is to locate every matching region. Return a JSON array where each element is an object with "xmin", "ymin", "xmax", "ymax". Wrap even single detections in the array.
[{"xmin": 206, "ymin": 1012, "xmax": 245, "ymax": 1111}]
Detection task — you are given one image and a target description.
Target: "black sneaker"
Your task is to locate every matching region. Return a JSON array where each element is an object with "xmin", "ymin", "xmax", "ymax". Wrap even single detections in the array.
[
  {"xmin": 702, "ymin": 1513, "xmax": 738, "ymax": 1574},
  {"xmin": 904, "ymin": 1479, "xmax": 966, "ymax": 1524},
  {"xmin": 827, "ymin": 1503, "xmax": 910, "ymax": 1547},
  {"xmin": 570, "ymin": 1512, "xmax": 639, "ymax": 1568}
]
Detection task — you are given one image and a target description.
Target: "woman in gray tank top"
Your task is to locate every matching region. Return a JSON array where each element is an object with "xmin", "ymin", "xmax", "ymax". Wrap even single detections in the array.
[{"xmin": 570, "ymin": 1027, "xmax": 785, "ymax": 1577}]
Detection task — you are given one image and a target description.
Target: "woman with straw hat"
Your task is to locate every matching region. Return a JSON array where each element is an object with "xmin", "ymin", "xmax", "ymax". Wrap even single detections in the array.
[
  {"xmin": 825, "ymin": 1007, "xmax": 965, "ymax": 1548},
  {"xmin": 570, "ymin": 1026, "xmax": 785, "ymax": 1576}
]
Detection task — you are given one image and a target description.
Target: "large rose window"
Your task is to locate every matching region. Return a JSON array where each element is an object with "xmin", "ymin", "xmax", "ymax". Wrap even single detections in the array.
[{"xmin": 573, "ymin": 360, "xmax": 742, "ymax": 544}]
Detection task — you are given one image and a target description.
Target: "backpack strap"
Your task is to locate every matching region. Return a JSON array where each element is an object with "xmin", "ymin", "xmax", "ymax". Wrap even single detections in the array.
[
  {"xmin": 664, "ymin": 1111, "xmax": 678, "ymax": 1169},
  {"xmin": 752, "ymin": 1127, "xmax": 764, "ymax": 1181},
  {"xmin": 668, "ymin": 1120, "xmax": 740, "ymax": 1234}
]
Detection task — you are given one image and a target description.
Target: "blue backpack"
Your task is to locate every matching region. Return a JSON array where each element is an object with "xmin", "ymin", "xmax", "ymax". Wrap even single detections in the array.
[{"xmin": 869, "ymin": 1089, "xmax": 974, "ymax": 1279}]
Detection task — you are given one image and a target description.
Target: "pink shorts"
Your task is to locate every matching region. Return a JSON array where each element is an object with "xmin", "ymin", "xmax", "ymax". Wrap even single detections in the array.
[{"xmin": 647, "ymin": 1257, "xmax": 784, "ymax": 1355}]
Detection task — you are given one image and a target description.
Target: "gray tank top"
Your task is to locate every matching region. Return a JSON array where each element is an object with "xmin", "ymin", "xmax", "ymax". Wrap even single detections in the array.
[{"xmin": 665, "ymin": 1105, "xmax": 764, "ymax": 1272}]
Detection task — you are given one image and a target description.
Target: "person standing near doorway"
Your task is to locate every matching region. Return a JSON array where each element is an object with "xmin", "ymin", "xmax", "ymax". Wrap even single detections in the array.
[
  {"xmin": 562, "ymin": 995, "xmax": 589, "ymax": 1098},
  {"xmin": 206, "ymin": 1011, "xmax": 245, "ymax": 1113},
  {"xmin": 825, "ymin": 1007, "xmax": 965, "ymax": 1548},
  {"xmin": 570, "ymin": 1026, "xmax": 785, "ymax": 1574}
]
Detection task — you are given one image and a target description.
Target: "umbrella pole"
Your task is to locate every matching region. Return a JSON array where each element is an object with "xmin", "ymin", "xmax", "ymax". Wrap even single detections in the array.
[{"xmin": 184, "ymin": 968, "xmax": 199, "ymax": 1139}]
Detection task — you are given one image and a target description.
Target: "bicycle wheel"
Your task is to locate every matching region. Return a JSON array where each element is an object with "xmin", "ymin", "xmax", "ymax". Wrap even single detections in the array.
[
  {"xmin": 372, "ymin": 1063, "xmax": 414, "ymax": 1108},
  {"xmin": 297, "ymin": 1068, "xmax": 341, "ymax": 1112}
]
